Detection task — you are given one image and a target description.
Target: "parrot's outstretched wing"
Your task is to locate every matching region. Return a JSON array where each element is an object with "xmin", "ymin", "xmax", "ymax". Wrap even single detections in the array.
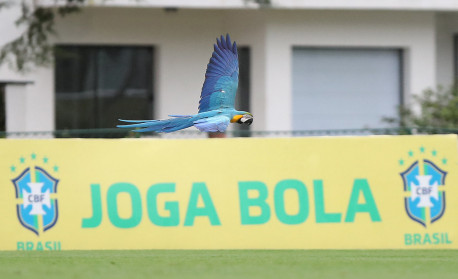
[{"xmin": 199, "ymin": 34, "xmax": 239, "ymax": 113}]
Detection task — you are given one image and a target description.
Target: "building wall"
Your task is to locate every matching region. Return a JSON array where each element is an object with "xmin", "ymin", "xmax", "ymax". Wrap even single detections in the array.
[
  {"xmin": 263, "ymin": 10, "xmax": 436, "ymax": 129},
  {"xmin": 0, "ymin": 5, "xmax": 54, "ymax": 132},
  {"xmin": 0, "ymin": 6, "xmax": 442, "ymax": 132},
  {"xmin": 54, "ymin": 8, "xmax": 269, "ymax": 131},
  {"xmin": 40, "ymin": 0, "xmax": 458, "ymax": 11}
]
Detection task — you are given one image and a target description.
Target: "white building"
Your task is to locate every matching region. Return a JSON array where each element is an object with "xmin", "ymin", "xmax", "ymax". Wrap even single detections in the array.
[{"xmin": 1, "ymin": 0, "xmax": 458, "ymax": 134}]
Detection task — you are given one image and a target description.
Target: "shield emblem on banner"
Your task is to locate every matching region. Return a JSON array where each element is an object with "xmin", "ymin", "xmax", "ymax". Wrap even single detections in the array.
[
  {"xmin": 400, "ymin": 159, "xmax": 446, "ymax": 227},
  {"xmin": 12, "ymin": 166, "xmax": 59, "ymax": 235}
]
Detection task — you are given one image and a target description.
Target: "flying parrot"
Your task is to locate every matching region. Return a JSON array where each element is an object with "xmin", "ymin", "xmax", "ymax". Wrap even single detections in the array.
[{"xmin": 117, "ymin": 34, "xmax": 253, "ymax": 133}]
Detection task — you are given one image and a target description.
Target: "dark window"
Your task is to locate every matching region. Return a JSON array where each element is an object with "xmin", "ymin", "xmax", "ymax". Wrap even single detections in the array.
[
  {"xmin": 55, "ymin": 45, "xmax": 153, "ymax": 137},
  {"xmin": 0, "ymin": 84, "xmax": 5, "ymax": 132},
  {"xmin": 454, "ymin": 35, "xmax": 458, "ymax": 82},
  {"xmin": 234, "ymin": 47, "xmax": 251, "ymax": 136}
]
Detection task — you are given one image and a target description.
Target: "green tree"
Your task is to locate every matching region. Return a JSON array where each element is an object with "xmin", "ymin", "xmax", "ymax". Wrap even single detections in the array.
[
  {"xmin": 383, "ymin": 85, "xmax": 458, "ymax": 133},
  {"xmin": 0, "ymin": 0, "xmax": 85, "ymax": 72}
]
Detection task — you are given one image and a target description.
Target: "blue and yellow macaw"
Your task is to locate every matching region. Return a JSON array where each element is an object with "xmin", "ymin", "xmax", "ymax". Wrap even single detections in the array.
[{"xmin": 117, "ymin": 34, "xmax": 253, "ymax": 133}]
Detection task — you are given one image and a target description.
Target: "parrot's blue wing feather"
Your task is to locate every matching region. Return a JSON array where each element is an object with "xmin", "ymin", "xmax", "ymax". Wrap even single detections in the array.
[
  {"xmin": 199, "ymin": 34, "xmax": 239, "ymax": 113},
  {"xmin": 193, "ymin": 115, "xmax": 230, "ymax": 132}
]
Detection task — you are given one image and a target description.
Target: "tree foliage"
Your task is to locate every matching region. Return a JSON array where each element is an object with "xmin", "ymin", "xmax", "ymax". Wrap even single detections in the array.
[
  {"xmin": 383, "ymin": 85, "xmax": 458, "ymax": 131},
  {"xmin": 0, "ymin": 0, "xmax": 84, "ymax": 72}
]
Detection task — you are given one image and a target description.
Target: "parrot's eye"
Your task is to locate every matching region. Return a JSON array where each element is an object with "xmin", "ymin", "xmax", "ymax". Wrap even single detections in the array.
[{"xmin": 237, "ymin": 114, "xmax": 253, "ymax": 125}]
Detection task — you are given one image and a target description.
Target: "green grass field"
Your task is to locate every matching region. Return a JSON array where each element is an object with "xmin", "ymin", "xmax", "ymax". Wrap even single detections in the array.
[{"xmin": 1, "ymin": 250, "xmax": 457, "ymax": 279}]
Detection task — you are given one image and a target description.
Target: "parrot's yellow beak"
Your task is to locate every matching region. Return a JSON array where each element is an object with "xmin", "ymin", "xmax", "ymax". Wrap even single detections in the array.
[
  {"xmin": 232, "ymin": 113, "xmax": 253, "ymax": 125},
  {"xmin": 231, "ymin": 115, "xmax": 243, "ymax": 123}
]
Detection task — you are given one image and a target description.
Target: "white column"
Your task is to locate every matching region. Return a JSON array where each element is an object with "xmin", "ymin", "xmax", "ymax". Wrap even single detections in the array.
[{"xmin": 5, "ymin": 84, "xmax": 28, "ymax": 133}]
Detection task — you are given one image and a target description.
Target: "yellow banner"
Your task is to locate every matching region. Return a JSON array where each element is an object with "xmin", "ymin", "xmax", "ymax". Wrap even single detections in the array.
[{"xmin": 0, "ymin": 135, "xmax": 457, "ymax": 250}]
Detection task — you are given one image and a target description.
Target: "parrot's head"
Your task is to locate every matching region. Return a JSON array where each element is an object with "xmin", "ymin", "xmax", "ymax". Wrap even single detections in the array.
[{"xmin": 231, "ymin": 113, "xmax": 253, "ymax": 126}]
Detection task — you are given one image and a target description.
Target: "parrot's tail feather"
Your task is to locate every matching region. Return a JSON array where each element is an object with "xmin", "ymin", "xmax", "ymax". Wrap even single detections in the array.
[
  {"xmin": 118, "ymin": 119, "xmax": 158, "ymax": 123},
  {"xmin": 117, "ymin": 120, "xmax": 160, "ymax": 128},
  {"xmin": 117, "ymin": 123, "xmax": 154, "ymax": 128},
  {"xmin": 117, "ymin": 116, "xmax": 196, "ymax": 133},
  {"xmin": 168, "ymin": 115, "xmax": 193, "ymax": 118}
]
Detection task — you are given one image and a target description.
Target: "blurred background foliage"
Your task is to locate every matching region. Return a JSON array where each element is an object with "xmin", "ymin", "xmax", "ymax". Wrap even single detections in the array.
[
  {"xmin": 0, "ymin": 0, "xmax": 85, "ymax": 72},
  {"xmin": 383, "ymin": 85, "xmax": 458, "ymax": 133}
]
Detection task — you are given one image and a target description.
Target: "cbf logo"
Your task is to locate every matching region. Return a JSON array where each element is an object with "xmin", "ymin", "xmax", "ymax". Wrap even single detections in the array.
[
  {"xmin": 399, "ymin": 147, "xmax": 447, "ymax": 227},
  {"xmin": 10, "ymin": 154, "xmax": 59, "ymax": 235}
]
